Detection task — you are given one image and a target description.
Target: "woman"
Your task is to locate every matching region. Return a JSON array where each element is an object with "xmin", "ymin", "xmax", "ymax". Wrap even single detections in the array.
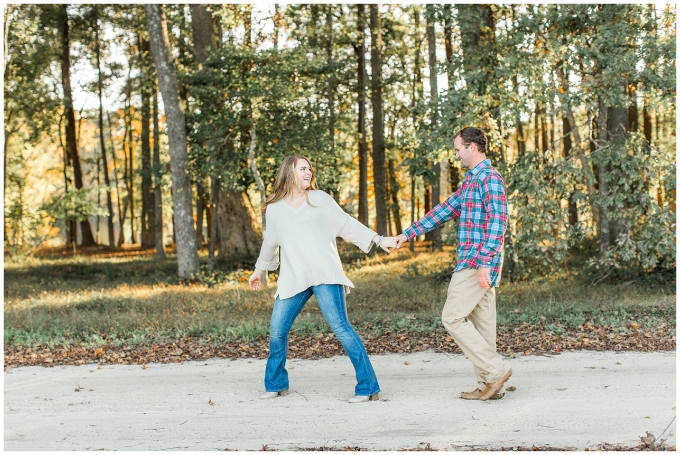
[{"xmin": 248, "ymin": 155, "xmax": 397, "ymax": 403}]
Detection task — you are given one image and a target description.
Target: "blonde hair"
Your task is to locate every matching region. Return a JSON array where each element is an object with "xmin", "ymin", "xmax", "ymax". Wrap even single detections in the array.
[{"xmin": 262, "ymin": 155, "xmax": 318, "ymax": 212}]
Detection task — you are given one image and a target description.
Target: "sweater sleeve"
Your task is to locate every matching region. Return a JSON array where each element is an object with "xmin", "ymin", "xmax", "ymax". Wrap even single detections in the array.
[
  {"xmin": 254, "ymin": 210, "xmax": 280, "ymax": 271},
  {"xmin": 322, "ymin": 192, "xmax": 377, "ymax": 253}
]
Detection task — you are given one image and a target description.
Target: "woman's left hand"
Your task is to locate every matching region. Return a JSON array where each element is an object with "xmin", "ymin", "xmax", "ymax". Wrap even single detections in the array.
[
  {"xmin": 248, "ymin": 269, "xmax": 263, "ymax": 290},
  {"xmin": 379, "ymin": 236, "xmax": 397, "ymax": 254}
]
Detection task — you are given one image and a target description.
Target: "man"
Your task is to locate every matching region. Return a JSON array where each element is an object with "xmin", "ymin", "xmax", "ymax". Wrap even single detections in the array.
[{"xmin": 395, "ymin": 126, "xmax": 510, "ymax": 401}]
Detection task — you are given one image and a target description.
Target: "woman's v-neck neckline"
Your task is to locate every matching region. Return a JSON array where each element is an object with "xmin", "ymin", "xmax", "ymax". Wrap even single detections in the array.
[{"xmin": 282, "ymin": 198, "xmax": 307, "ymax": 213}]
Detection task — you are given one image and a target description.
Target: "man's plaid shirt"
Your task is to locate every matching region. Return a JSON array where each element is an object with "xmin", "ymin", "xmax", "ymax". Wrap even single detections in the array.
[{"xmin": 403, "ymin": 159, "xmax": 508, "ymax": 287}]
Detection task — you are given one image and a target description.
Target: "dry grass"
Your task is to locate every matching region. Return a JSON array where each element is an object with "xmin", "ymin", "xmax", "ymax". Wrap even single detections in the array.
[{"xmin": 4, "ymin": 245, "xmax": 675, "ymax": 349}]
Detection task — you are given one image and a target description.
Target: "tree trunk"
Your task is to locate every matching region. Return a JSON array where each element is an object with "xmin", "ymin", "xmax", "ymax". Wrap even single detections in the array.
[
  {"xmin": 57, "ymin": 114, "xmax": 75, "ymax": 247},
  {"xmin": 94, "ymin": 6, "xmax": 115, "ymax": 247},
  {"xmin": 387, "ymin": 158, "xmax": 402, "ymax": 235},
  {"xmin": 457, "ymin": 4, "xmax": 495, "ymax": 96},
  {"xmin": 511, "ymin": 75, "xmax": 526, "ymax": 156},
  {"xmin": 356, "ymin": 4, "xmax": 368, "ymax": 226},
  {"xmin": 628, "ymin": 82, "xmax": 638, "ymax": 133},
  {"xmin": 443, "ymin": 5, "xmax": 459, "ymax": 196},
  {"xmin": 443, "ymin": 4, "xmax": 453, "ymax": 88},
  {"xmin": 145, "ymin": 4, "xmax": 199, "ymax": 277},
  {"xmin": 410, "ymin": 5, "xmax": 423, "ymax": 251},
  {"xmin": 273, "ymin": 4, "xmax": 280, "ymax": 50},
  {"xmin": 189, "ymin": 4, "xmax": 215, "ymax": 70},
  {"xmin": 128, "ymin": 96, "xmax": 136, "ymax": 244},
  {"xmin": 216, "ymin": 189, "xmax": 261, "ymax": 260},
  {"xmin": 59, "ymin": 4, "xmax": 95, "ymax": 246},
  {"xmin": 643, "ymin": 96, "xmax": 653, "ymax": 144},
  {"xmin": 140, "ymin": 36, "xmax": 155, "ymax": 248},
  {"xmin": 597, "ymin": 97, "xmax": 609, "ymax": 262},
  {"xmin": 426, "ymin": 4, "xmax": 441, "ymax": 251},
  {"xmin": 248, "ymin": 117, "xmax": 267, "ymax": 285},
  {"xmin": 106, "ymin": 111, "xmax": 123, "ymax": 245},
  {"xmin": 369, "ymin": 5, "xmax": 387, "ymax": 235},
  {"xmin": 190, "ymin": 4, "xmax": 217, "ymax": 248},
  {"xmin": 208, "ymin": 177, "xmax": 219, "ymax": 269},
  {"xmin": 562, "ymin": 116, "xmax": 577, "ymax": 226},
  {"xmin": 327, "ymin": 5, "xmax": 335, "ymax": 156},
  {"xmin": 607, "ymin": 80, "xmax": 630, "ymax": 245},
  {"xmin": 118, "ymin": 77, "xmax": 132, "ymax": 246},
  {"xmin": 152, "ymin": 88, "xmax": 165, "ymax": 259},
  {"xmin": 539, "ymin": 102, "xmax": 549, "ymax": 155}
]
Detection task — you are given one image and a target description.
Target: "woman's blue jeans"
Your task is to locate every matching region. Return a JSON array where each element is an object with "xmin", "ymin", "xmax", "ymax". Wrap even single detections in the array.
[{"xmin": 264, "ymin": 284, "xmax": 380, "ymax": 396}]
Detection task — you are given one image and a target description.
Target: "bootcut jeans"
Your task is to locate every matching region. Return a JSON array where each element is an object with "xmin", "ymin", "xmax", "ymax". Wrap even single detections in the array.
[{"xmin": 264, "ymin": 283, "xmax": 380, "ymax": 396}]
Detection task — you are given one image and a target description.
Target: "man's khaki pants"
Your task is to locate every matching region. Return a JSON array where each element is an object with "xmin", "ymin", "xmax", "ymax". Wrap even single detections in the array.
[{"xmin": 442, "ymin": 268, "xmax": 509, "ymax": 389}]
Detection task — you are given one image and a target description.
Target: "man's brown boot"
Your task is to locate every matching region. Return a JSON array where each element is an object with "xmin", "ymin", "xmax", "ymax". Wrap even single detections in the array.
[
  {"xmin": 479, "ymin": 368, "xmax": 512, "ymax": 401},
  {"xmin": 460, "ymin": 388, "xmax": 505, "ymax": 400}
]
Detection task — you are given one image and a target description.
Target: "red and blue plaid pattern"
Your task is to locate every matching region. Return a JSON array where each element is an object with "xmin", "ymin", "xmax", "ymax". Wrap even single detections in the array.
[{"xmin": 403, "ymin": 159, "xmax": 508, "ymax": 287}]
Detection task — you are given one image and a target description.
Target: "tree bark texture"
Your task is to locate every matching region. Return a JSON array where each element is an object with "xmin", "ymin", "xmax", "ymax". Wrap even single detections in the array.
[
  {"xmin": 190, "ymin": 4, "xmax": 217, "ymax": 247},
  {"xmin": 443, "ymin": 4, "xmax": 454, "ymax": 88},
  {"xmin": 426, "ymin": 4, "xmax": 441, "ymax": 250},
  {"xmin": 216, "ymin": 189, "xmax": 261, "ymax": 259},
  {"xmin": 140, "ymin": 36, "xmax": 155, "ymax": 248},
  {"xmin": 327, "ymin": 5, "xmax": 335, "ymax": 155},
  {"xmin": 387, "ymin": 158, "xmax": 402, "ymax": 235},
  {"xmin": 457, "ymin": 4, "xmax": 495, "ymax": 95},
  {"xmin": 643, "ymin": 97, "xmax": 652, "ymax": 144},
  {"xmin": 356, "ymin": 4, "xmax": 368, "ymax": 226},
  {"xmin": 607, "ymin": 80, "xmax": 630, "ymax": 245},
  {"xmin": 628, "ymin": 83, "xmax": 638, "ymax": 133},
  {"xmin": 59, "ymin": 5, "xmax": 96, "ymax": 246},
  {"xmin": 152, "ymin": 88, "xmax": 165, "ymax": 258},
  {"xmin": 369, "ymin": 5, "xmax": 387, "ymax": 234},
  {"xmin": 597, "ymin": 97, "xmax": 610, "ymax": 262},
  {"xmin": 145, "ymin": 4, "xmax": 199, "ymax": 277},
  {"xmin": 94, "ymin": 6, "xmax": 115, "ymax": 247},
  {"xmin": 190, "ymin": 4, "xmax": 216, "ymax": 71},
  {"xmin": 562, "ymin": 116, "xmax": 577, "ymax": 226}
]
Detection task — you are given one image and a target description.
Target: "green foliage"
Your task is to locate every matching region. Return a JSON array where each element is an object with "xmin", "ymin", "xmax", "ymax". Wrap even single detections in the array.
[
  {"xmin": 3, "ymin": 3, "xmax": 676, "ymax": 284},
  {"xmin": 186, "ymin": 45, "xmax": 340, "ymax": 195},
  {"xmin": 41, "ymin": 187, "xmax": 110, "ymax": 223},
  {"xmin": 4, "ymin": 205, "xmax": 59, "ymax": 262}
]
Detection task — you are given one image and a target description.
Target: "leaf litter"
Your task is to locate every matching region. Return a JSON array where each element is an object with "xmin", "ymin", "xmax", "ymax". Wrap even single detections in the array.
[{"xmin": 4, "ymin": 323, "xmax": 674, "ymax": 370}]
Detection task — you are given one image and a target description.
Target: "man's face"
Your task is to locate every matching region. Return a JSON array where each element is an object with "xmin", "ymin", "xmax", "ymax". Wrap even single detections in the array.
[{"xmin": 454, "ymin": 136, "xmax": 478, "ymax": 169}]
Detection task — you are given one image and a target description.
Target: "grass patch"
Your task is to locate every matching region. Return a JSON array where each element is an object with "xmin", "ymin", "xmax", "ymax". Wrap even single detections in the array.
[{"xmin": 4, "ymin": 246, "xmax": 675, "ymax": 350}]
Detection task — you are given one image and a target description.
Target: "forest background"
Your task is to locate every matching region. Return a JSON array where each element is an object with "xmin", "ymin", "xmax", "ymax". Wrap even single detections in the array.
[{"xmin": 2, "ymin": 4, "xmax": 676, "ymax": 359}]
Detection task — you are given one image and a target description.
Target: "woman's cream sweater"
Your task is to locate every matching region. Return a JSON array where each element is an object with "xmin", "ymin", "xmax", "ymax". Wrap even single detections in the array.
[{"xmin": 254, "ymin": 190, "xmax": 377, "ymax": 300}]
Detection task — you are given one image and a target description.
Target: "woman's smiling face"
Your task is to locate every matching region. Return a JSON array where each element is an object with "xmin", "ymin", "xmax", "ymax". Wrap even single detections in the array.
[{"xmin": 295, "ymin": 159, "xmax": 313, "ymax": 190}]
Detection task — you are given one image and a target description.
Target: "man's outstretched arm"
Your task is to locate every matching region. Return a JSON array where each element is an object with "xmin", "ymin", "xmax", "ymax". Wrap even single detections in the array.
[{"xmin": 396, "ymin": 187, "xmax": 464, "ymax": 247}]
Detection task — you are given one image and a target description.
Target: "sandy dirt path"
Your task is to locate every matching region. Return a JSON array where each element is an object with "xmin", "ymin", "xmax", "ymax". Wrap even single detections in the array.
[{"xmin": 4, "ymin": 350, "xmax": 676, "ymax": 450}]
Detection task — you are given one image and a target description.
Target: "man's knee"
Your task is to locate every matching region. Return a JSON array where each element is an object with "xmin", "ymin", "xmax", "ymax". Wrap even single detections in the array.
[{"xmin": 442, "ymin": 313, "xmax": 466, "ymax": 333}]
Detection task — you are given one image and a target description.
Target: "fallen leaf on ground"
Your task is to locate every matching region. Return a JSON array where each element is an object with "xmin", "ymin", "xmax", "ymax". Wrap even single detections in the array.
[{"xmin": 4, "ymin": 323, "xmax": 675, "ymax": 370}]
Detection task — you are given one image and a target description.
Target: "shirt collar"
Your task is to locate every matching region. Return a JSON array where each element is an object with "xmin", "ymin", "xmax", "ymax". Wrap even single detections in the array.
[{"xmin": 466, "ymin": 159, "xmax": 490, "ymax": 178}]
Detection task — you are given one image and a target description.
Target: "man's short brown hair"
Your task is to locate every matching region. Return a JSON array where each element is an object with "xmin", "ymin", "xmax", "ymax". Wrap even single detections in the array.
[{"xmin": 456, "ymin": 127, "xmax": 487, "ymax": 154}]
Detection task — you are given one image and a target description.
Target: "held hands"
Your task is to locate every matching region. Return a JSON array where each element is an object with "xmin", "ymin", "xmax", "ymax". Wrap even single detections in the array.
[
  {"xmin": 374, "ymin": 233, "xmax": 408, "ymax": 253},
  {"xmin": 373, "ymin": 234, "xmax": 398, "ymax": 253},
  {"xmin": 394, "ymin": 233, "xmax": 408, "ymax": 249},
  {"xmin": 248, "ymin": 269, "xmax": 263, "ymax": 290}
]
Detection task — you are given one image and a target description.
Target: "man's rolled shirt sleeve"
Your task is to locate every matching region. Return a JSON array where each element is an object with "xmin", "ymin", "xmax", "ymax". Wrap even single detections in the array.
[
  {"xmin": 476, "ymin": 174, "xmax": 508, "ymax": 268},
  {"xmin": 403, "ymin": 187, "xmax": 463, "ymax": 240}
]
